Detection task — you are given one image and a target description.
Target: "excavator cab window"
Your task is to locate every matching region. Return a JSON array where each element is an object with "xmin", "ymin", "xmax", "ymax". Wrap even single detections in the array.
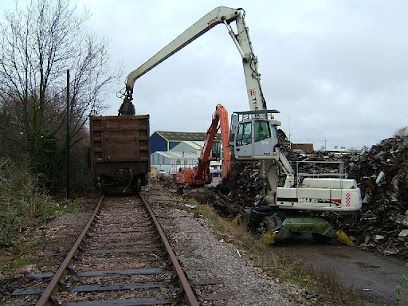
[
  {"xmin": 236, "ymin": 121, "xmax": 252, "ymax": 146},
  {"xmin": 254, "ymin": 120, "xmax": 271, "ymax": 142},
  {"xmin": 232, "ymin": 110, "xmax": 280, "ymax": 160}
]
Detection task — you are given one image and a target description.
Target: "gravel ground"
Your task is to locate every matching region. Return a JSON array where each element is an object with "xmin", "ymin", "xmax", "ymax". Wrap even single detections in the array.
[
  {"xmin": 145, "ymin": 186, "xmax": 305, "ymax": 305},
  {"xmin": 172, "ymin": 209, "xmax": 298, "ymax": 305},
  {"xmin": 0, "ymin": 199, "xmax": 96, "ymax": 305},
  {"xmin": 2, "ymin": 190, "xmax": 305, "ymax": 305},
  {"xmin": 54, "ymin": 196, "xmax": 180, "ymax": 305}
]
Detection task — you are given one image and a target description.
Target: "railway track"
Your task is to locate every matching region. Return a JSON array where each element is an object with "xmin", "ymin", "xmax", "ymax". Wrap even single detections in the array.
[{"xmin": 10, "ymin": 195, "xmax": 198, "ymax": 306}]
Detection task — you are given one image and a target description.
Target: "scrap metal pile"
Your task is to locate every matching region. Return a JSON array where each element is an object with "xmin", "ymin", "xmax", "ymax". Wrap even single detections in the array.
[
  {"xmin": 217, "ymin": 131, "xmax": 408, "ymax": 258},
  {"xmin": 217, "ymin": 160, "xmax": 265, "ymax": 208},
  {"xmin": 329, "ymin": 136, "xmax": 408, "ymax": 258},
  {"xmin": 216, "ymin": 130, "xmax": 292, "ymax": 208},
  {"xmin": 217, "ymin": 129, "xmax": 292, "ymax": 215}
]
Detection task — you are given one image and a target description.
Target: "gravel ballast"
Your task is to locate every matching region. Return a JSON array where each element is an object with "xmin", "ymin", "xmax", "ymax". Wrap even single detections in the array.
[
  {"xmin": 171, "ymin": 209, "xmax": 297, "ymax": 305},
  {"xmin": 145, "ymin": 187, "xmax": 303, "ymax": 305}
]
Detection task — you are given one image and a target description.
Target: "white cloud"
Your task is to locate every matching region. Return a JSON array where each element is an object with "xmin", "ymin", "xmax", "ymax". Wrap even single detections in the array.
[{"xmin": 3, "ymin": 0, "xmax": 406, "ymax": 149}]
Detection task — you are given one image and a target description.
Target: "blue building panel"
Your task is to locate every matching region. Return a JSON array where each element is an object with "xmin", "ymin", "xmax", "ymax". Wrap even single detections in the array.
[
  {"xmin": 150, "ymin": 131, "xmax": 219, "ymax": 153},
  {"xmin": 150, "ymin": 132, "xmax": 167, "ymax": 153}
]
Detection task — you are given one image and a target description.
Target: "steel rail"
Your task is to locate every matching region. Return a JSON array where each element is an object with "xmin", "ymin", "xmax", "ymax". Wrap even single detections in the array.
[
  {"xmin": 140, "ymin": 194, "xmax": 199, "ymax": 306},
  {"xmin": 36, "ymin": 196, "xmax": 104, "ymax": 306}
]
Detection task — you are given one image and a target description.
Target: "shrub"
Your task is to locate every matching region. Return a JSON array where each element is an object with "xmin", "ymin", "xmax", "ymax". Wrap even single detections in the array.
[{"xmin": 0, "ymin": 160, "xmax": 56, "ymax": 248}]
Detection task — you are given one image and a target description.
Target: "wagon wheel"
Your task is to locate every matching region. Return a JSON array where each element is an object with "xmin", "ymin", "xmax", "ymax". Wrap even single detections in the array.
[{"xmin": 135, "ymin": 178, "xmax": 142, "ymax": 194}]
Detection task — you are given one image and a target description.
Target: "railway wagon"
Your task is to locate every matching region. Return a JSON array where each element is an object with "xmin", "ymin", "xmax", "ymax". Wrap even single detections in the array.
[{"xmin": 89, "ymin": 115, "xmax": 150, "ymax": 193}]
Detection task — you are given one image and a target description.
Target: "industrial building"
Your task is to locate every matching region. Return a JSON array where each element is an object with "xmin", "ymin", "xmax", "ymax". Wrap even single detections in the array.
[
  {"xmin": 150, "ymin": 131, "xmax": 222, "ymax": 175},
  {"xmin": 150, "ymin": 131, "xmax": 220, "ymax": 153}
]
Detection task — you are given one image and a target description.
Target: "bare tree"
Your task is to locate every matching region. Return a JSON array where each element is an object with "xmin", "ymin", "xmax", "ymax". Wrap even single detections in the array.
[{"xmin": 0, "ymin": 0, "xmax": 116, "ymax": 184}]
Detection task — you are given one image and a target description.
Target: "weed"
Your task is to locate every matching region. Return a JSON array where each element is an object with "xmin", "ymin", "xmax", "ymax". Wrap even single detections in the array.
[
  {"xmin": 396, "ymin": 275, "xmax": 408, "ymax": 305},
  {"xmin": 0, "ymin": 240, "xmax": 42, "ymax": 272},
  {"xmin": 194, "ymin": 203, "xmax": 362, "ymax": 305},
  {"xmin": 186, "ymin": 198, "xmax": 201, "ymax": 207},
  {"xmin": 0, "ymin": 256, "xmax": 30, "ymax": 273},
  {"xmin": 0, "ymin": 162, "xmax": 73, "ymax": 249},
  {"xmin": 37, "ymin": 203, "xmax": 77, "ymax": 223}
]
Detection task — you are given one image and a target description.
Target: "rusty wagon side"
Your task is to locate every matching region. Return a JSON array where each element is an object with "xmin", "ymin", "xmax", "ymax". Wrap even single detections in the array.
[{"xmin": 89, "ymin": 115, "xmax": 150, "ymax": 193}]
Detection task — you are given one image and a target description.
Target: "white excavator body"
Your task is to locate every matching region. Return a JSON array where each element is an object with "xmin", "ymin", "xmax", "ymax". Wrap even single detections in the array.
[{"xmin": 120, "ymin": 6, "xmax": 362, "ymax": 241}]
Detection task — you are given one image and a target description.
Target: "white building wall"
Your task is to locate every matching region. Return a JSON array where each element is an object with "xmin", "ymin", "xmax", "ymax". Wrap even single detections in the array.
[
  {"xmin": 151, "ymin": 150, "xmax": 199, "ymax": 175},
  {"xmin": 172, "ymin": 141, "xmax": 203, "ymax": 155}
]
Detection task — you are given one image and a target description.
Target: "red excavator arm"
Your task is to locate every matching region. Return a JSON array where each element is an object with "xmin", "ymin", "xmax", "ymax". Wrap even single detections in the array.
[{"xmin": 175, "ymin": 104, "xmax": 231, "ymax": 186}]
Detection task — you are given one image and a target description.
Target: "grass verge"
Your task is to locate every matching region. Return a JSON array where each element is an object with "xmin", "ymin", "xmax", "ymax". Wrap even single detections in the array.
[
  {"xmin": 194, "ymin": 203, "xmax": 363, "ymax": 306},
  {"xmin": 0, "ymin": 162, "xmax": 84, "ymax": 272},
  {"xmin": 0, "ymin": 240, "xmax": 43, "ymax": 272}
]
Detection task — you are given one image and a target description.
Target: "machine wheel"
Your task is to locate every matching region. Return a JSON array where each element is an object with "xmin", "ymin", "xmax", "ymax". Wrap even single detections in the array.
[
  {"xmin": 312, "ymin": 233, "xmax": 332, "ymax": 243},
  {"xmin": 261, "ymin": 214, "xmax": 282, "ymax": 232},
  {"xmin": 99, "ymin": 177, "xmax": 107, "ymax": 195},
  {"xmin": 135, "ymin": 178, "xmax": 142, "ymax": 194},
  {"xmin": 248, "ymin": 205, "xmax": 276, "ymax": 232}
]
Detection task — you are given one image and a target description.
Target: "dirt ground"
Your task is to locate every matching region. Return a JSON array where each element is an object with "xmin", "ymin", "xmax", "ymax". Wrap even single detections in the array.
[
  {"xmin": 0, "ymin": 197, "xmax": 97, "ymax": 304},
  {"xmin": 176, "ymin": 183, "xmax": 408, "ymax": 305},
  {"xmin": 2, "ymin": 186, "xmax": 407, "ymax": 305},
  {"xmin": 143, "ymin": 185, "xmax": 306, "ymax": 305},
  {"xmin": 276, "ymin": 240, "xmax": 408, "ymax": 305}
]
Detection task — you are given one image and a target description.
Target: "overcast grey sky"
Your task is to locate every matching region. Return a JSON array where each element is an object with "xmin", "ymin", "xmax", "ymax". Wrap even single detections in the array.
[{"xmin": 3, "ymin": 0, "xmax": 408, "ymax": 149}]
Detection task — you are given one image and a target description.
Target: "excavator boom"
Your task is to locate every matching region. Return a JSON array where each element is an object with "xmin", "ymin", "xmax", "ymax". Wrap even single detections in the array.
[
  {"xmin": 121, "ymin": 6, "xmax": 362, "ymax": 235},
  {"xmin": 121, "ymin": 6, "xmax": 267, "ymax": 114},
  {"xmin": 125, "ymin": 7, "xmax": 239, "ymax": 94},
  {"xmin": 174, "ymin": 104, "xmax": 230, "ymax": 187}
]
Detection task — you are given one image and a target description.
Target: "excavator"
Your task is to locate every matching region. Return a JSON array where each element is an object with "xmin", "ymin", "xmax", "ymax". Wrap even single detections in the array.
[
  {"xmin": 119, "ymin": 6, "xmax": 362, "ymax": 243},
  {"xmin": 173, "ymin": 104, "xmax": 231, "ymax": 187}
]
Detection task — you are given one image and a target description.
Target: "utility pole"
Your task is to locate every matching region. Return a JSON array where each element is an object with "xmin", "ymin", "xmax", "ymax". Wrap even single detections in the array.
[
  {"xmin": 288, "ymin": 117, "xmax": 291, "ymax": 142},
  {"xmin": 66, "ymin": 70, "xmax": 71, "ymax": 200}
]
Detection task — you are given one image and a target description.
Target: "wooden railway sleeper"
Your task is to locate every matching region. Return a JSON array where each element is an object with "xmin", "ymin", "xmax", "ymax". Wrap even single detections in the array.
[{"xmin": 30, "ymin": 195, "xmax": 199, "ymax": 306}]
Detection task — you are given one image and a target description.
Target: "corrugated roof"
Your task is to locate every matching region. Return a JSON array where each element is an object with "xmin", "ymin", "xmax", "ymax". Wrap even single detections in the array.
[
  {"xmin": 153, "ymin": 151, "xmax": 199, "ymax": 159},
  {"xmin": 155, "ymin": 131, "xmax": 221, "ymax": 141},
  {"xmin": 180, "ymin": 141, "xmax": 204, "ymax": 150}
]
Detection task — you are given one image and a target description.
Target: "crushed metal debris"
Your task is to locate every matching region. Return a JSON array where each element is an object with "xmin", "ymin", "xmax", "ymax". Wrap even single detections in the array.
[{"xmin": 216, "ymin": 131, "xmax": 408, "ymax": 258}]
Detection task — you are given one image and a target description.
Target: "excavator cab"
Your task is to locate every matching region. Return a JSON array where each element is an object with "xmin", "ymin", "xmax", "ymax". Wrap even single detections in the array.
[{"xmin": 231, "ymin": 110, "xmax": 281, "ymax": 160}]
